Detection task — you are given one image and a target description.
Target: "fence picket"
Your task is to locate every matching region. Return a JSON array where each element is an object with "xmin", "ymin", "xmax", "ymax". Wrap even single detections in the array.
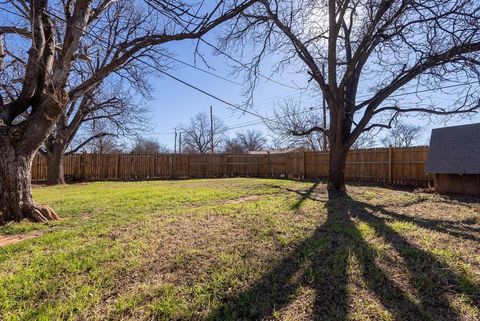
[{"xmin": 31, "ymin": 146, "xmax": 433, "ymax": 186}]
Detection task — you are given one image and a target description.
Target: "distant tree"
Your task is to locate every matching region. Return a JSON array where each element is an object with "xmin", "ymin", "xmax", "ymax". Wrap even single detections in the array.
[
  {"xmin": 88, "ymin": 136, "xmax": 124, "ymax": 154},
  {"xmin": 269, "ymin": 100, "xmax": 327, "ymax": 151},
  {"xmin": 130, "ymin": 138, "xmax": 169, "ymax": 154},
  {"xmin": 181, "ymin": 112, "xmax": 227, "ymax": 154},
  {"xmin": 381, "ymin": 122, "xmax": 423, "ymax": 147},
  {"xmin": 351, "ymin": 131, "xmax": 378, "ymax": 149},
  {"xmin": 223, "ymin": 130, "xmax": 267, "ymax": 153},
  {"xmin": 223, "ymin": 138, "xmax": 246, "ymax": 154},
  {"xmin": 236, "ymin": 130, "xmax": 267, "ymax": 151}
]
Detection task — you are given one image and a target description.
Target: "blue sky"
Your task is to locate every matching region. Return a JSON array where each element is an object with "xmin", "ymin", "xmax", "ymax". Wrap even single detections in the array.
[
  {"xmin": 139, "ymin": 36, "xmax": 480, "ymax": 151},
  {"xmin": 1, "ymin": 1, "xmax": 478, "ymax": 151},
  {"xmin": 140, "ymin": 37, "xmax": 317, "ymax": 150}
]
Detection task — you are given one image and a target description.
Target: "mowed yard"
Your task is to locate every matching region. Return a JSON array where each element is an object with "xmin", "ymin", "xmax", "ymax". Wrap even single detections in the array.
[{"xmin": 0, "ymin": 179, "xmax": 479, "ymax": 321}]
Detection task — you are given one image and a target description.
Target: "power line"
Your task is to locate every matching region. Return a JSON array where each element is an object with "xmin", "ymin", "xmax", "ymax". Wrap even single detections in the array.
[
  {"xmin": 6, "ymin": 3, "xmax": 480, "ymax": 155},
  {"xmin": 198, "ymin": 38, "xmax": 303, "ymax": 90},
  {"xmin": 3, "ymin": 5, "xmax": 477, "ymax": 103},
  {"xmin": 148, "ymin": 75, "xmax": 479, "ymax": 135},
  {"xmin": 12, "ymin": 2, "xmax": 475, "ymax": 106},
  {"xmin": 150, "ymin": 106, "xmax": 322, "ymax": 135},
  {"xmin": 0, "ymin": 5, "xmax": 244, "ymax": 87},
  {"xmin": 142, "ymin": 0, "xmax": 303, "ymax": 91},
  {"xmin": 134, "ymin": 85, "xmax": 312, "ymax": 135},
  {"xmin": 148, "ymin": 77, "xmax": 477, "ymax": 136},
  {"xmin": 143, "ymin": 60, "xmax": 268, "ymax": 120},
  {"xmin": 158, "ymin": 52, "xmax": 244, "ymax": 86},
  {"xmin": 213, "ymin": 88, "xmax": 311, "ymax": 119},
  {"xmin": 356, "ymin": 77, "xmax": 475, "ymax": 100},
  {"xmin": 225, "ymin": 106, "xmax": 321, "ymax": 131},
  {"xmin": 1, "ymin": 5, "xmax": 478, "ymax": 131},
  {"xmin": 0, "ymin": 5, "xmax": 269, "ymax": 121}
]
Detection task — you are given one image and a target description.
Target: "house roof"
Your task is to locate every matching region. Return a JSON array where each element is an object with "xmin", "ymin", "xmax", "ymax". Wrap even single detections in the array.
[
  {"xmin": 247, "ymin": 147, "xmax": 304, "ymax": 155},
  {"xmin": 426, "ymin": 123, "xmax": 480, "ymax": 174}
]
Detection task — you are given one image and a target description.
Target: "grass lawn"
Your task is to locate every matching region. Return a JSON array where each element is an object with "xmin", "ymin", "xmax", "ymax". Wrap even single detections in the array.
[{"xmin": 0, "ymin": 178, "xmax": 479, "ymax": 320}]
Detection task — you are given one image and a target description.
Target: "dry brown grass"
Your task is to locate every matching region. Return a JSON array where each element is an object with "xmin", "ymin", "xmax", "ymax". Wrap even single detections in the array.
[{"xmin": 0, "ymin": 179, "xmax": 478, "ymax": 320}]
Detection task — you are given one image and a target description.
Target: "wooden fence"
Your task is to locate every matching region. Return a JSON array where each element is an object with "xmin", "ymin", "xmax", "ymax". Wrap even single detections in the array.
[{"xmin": 31, "ymin": 146, "xmax": 433, "ymax": 186}]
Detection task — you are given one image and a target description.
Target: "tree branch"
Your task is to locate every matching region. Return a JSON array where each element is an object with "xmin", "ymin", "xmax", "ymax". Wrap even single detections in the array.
[
  {"xmin": 66, "ymin": 132, "xmax": 116, "ymax": 155},
  {"xmin": 0, "ymin": 26, "xmax": 31, "ymax": 37},
  {"xmin": 291, "ymin": 126, "xmax": 328, "ymax": 136}
]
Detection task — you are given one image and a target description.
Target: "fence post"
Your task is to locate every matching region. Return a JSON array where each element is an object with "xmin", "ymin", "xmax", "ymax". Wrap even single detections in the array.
[
  {"xmin": 186, "ymin": 154, "xmax": 190, "ymax": 178},
  {"xmin": 388, "ymin": 146, "xmax": 393, "ymax": 184},
  {"xmin": 204, "ymin": 154, "xmax": 208, "ymax": 177},
  {"xmin": 262, "ymin": 155, "xmax": 266, "ymax": 177},
  {"xmin": 222, "ymin": 155, "xmax": 227, "ymax": 177},
  {"xmin": 285, "ymin": 154, "xmax": 289, "ymax": 178},
  {"xmin": 153, "ymin": 154, "xmax": 157, "ymax": 178},
  {"xmin": 302, "ymin": 152, "xmax": 306, "ymax": 179},
  {"xmin": 115, "ymin": 154, "xmax": 120, "ymax": 179},
  {"xmin": 80, "ymin": 154, "xmax": 85, "ymax": 181}
]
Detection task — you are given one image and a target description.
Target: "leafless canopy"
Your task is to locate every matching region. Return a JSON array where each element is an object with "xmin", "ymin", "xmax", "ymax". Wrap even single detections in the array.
[
  {"xmin": 221, "ymin": 0, "xmax": 480, "ymax": 145},
  {"xmin": 180, "ymin": 112, "xmax": 227, "ymax": 154},
  {"xmin": 60, "ymin": 83, "xmax": 148, "ymax": 155},
  {"xmin": 0, "ymin": 0, "xmax": 257, "ymax": 150},
  {"xmin": 130, "ymin": 137, "xmax": 169, "ymax": 154},
  {"xmin": 224, "ymin": 129, "xmax": 267, "ymax": 153},
  {"xmin": 381, "ymin": 120, "xmax": 423, "ymax": 148},
  {"xmin": 268, "ymin": 99, "xmax": 327, "ymax": 151},
  {"xmin": 220, "ymin": 0, "xmax": 480, "ymax": 189}
]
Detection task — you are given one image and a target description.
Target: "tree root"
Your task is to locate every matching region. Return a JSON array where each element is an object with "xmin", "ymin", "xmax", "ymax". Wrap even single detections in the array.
[{"xmin": 24, "ymin": 204, "xmax": 60, "ymax": 222}]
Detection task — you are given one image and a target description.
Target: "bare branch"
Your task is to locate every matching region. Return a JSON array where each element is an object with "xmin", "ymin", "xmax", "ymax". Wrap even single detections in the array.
[{"xmin": 66, "ymin": 132, "xmax": 116, "ymax": 155}]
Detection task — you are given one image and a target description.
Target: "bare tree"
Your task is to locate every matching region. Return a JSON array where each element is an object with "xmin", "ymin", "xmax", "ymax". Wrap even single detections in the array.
[
  {"xmin": 223, "ymin": 129, "xmax": 267, "ymax": 153},
  {"xmin": 130, "ymin": 137, "xmax": 169, "ymax": 154},
  {"xmin": 351, "ymin": 131, "xmax": 378, "ymax": 149},
  {"xmin": 181, "ymin": 112, "xmax": 227, "ymax": 154},
  {"xmin": 381, "ymin": 121, "xmax": 423, "ymax": 148},
  {"xmin": 223, "ymin": 137, "xmax": 246, "ymax": 154},
  {"xmin": 236, "ymin": 130, "xmax": 267, "ymax": 151},
  {"xmin": 0, "ymin": 0, "xmax": 257, "ymax": 223},
  {"xmin": 40, "ymin": 0, "xmax": 156, "ymax": 186},
  {"xmin": 222, "ymin": 0, "xmax": 480, "ymax": 192},
  {"xmin": 43, "ymin": 81, "xmax": 147, "ymax": 184},
  {"xmin": 69, "ymin": 116, "xmax": 126, "ymax": 154},
  {"xmin": 87, "ymin": 135, "xmax": 124, "ymax": 154},
  {"xmin": 268, "ymin": 100, "xmax": 327, "ymax": 151}
]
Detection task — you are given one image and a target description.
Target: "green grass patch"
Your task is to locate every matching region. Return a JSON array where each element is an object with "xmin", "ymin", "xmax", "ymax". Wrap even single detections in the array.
[{"xmin": 0, "ymin": 178, "xmax": 478, "ymax": 320}]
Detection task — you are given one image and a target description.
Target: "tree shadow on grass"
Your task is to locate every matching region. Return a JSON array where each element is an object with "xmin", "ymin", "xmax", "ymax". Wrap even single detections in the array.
[
  {"xmin": 353, "ymin": 200, "xmax": 480, "ymax": 317},
  {"xmin": 367, "ymin": 200, "xmax": 480, "ymax": 243},
  {"xmin": 207, "ymin": 183, "xmax": 478, "ymax": 321}
]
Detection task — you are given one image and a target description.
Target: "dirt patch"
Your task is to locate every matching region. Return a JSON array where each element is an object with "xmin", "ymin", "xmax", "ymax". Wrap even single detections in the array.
[
  {"xmin": 0, "ymin": 231, "xmax": 43, "ymax": 247},
  {"xmin": 81, "ymin": 212, "xmax": 92, "ymax": 220},
  {"xmin": 224, "ymin": 194, "xmax": 263, "ymax": 204}
]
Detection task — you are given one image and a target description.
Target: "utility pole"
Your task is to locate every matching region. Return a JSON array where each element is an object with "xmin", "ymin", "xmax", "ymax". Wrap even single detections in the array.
[
  {"xmin": 179, "ymin": 132, "xmax": 182, "ymax": 154},
  {"xmin": 174, "ymin": 128, "xmax": 177, "ymax": 154},
  {"xmin": 210, "ymin": 105, "xmax": 214, "ymax": 154},
  {"xmin": 322, "ymin": 63, "xmax": 328, "ymax": 151}
]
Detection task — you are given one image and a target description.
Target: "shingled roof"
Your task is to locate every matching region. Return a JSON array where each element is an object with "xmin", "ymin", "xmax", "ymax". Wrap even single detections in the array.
[{"xmin": 426, "ymin": 123, "xmax": 480, "ymax": 174}]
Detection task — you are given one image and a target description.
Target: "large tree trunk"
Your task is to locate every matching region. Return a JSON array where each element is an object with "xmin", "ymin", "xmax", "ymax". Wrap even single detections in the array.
[
  {"xmin": 0, "ymin": 138, "xmax": 59, "ymax": 223},
  {"xmin": 327, "ymin": 143, "xmax": 349, "ymax": 192},
  {"xmin": 327, "ymin": 102, "xmax": 351, "ymax": 192},
  {"xmin": 46, "ymin": 145, "xmax": 66, "ymax": 185}
]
